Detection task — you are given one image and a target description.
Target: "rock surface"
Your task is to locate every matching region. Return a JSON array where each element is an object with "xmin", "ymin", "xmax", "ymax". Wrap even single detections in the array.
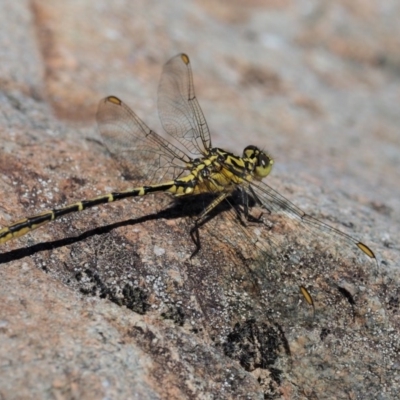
[{"xmin": 0, "ymin": 1, "xmax": 399, "ymax": 399}]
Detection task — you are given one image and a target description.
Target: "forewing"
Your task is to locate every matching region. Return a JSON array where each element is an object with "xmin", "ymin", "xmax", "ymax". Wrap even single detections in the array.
[
  {"xmin": 211, "ymin": 157, "xmax": 375, "ymax": 263},
  {"xmin": 246, "ymin": 179, "xmax": 375, "ymax": 262},
  {"xmin": 96, "ymin": 96, "xmax": 191, "ymax": 185},
  {"xmin": 158, "ymin": 53, "xmax": 212, "ymax": 157}
]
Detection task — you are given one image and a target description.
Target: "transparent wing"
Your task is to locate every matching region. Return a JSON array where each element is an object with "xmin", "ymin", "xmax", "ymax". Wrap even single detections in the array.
[
  {"xmin": 245, "ymin": 178, "xmax": 375, "ymax": 262},
  {"xmin": 202, "ymin": 159, "xmax": 375, "ymax": 263},
  {"xmin": 220, "ymin": 170, "xmax": 376, "ymax": 261},
  {"xmin": 96, "ymin": 96, "xmax": 192, "ymax": 185},
  {"xmin": 158, "ymin": 53, "xmax": 212, "ymax": 157}
]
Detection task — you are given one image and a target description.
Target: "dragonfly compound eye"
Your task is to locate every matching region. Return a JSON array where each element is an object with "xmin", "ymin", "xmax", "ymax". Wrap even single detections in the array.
[{"xmin": 254, "ymin": 151, "xmax": 273, "ymax": 179}]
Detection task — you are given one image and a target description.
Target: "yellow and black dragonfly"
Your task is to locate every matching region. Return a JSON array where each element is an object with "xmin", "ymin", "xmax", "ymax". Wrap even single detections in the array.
[{"xmin": 0, "ymin": 54, "xmax": 375, "ymax": 273}]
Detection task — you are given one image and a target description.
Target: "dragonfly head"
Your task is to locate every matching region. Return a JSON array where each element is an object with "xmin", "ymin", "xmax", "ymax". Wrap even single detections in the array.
[{"xmin": 243, "ymin": 145, "xmax": 274, "ymax": 180}]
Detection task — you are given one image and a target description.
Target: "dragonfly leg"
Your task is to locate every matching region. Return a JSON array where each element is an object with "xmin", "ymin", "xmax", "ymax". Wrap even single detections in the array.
[{"xmin": 189, "ymin": 192, "xmax": 230, "ymax": 258}]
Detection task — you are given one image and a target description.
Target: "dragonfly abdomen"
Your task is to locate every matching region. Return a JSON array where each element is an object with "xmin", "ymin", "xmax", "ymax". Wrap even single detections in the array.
[{"xmin": 0, "ymin": 181, "xmax": 187, "ymax": 244}]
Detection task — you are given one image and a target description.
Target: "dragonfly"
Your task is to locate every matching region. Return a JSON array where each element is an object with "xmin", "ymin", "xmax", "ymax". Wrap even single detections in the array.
[{"xmin": 0, "ymin": 54, "xmax": 375, "ymax": 272}]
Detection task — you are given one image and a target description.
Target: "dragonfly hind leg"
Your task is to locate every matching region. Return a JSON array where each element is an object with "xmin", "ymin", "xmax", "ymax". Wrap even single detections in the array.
[{"xmin": 189, "ymin": 192, "xmax": 230, "ymax": 258}]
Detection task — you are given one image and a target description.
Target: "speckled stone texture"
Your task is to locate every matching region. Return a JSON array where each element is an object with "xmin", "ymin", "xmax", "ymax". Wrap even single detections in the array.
[{"xmin": 0, "ymin": 1, "xmax": 399, "ymax": 399}]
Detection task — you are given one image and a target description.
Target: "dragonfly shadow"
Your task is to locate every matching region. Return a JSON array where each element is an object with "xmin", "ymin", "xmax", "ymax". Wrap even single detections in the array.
[{"xmin": 0, "ymin": 192, "xmax": 234, "ymax": 265}]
